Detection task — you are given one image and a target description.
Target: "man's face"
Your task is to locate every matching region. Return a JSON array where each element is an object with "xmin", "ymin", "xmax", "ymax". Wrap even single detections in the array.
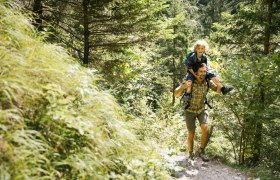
[
  {"xmin": 196, "ymin": 45, "xmax": 205, "ymax": 57},
  {"xmin": 196, "ymin": 66, "xmax": 206, "ymax": 81}
]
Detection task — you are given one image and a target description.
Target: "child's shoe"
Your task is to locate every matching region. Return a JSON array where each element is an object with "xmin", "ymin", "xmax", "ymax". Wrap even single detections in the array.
[{"xmin": 221, "ymin": 86, "xmax": 233, "ymax": 95}]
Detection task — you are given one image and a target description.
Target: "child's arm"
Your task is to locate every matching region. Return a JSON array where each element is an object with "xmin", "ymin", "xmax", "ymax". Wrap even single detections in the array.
[
  {"xmin": 188, "ymin": 69, "xmax": 200, "ymax": 80},
  {"xmin": 209, "ymin": 80, "xmax": 218, "ymax": 92}
]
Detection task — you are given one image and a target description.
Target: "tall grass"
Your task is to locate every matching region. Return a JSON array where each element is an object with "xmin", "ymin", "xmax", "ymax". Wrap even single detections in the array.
[{"xmin": 0, "ymin": 2, "xmax": 169, "ymax": 179}]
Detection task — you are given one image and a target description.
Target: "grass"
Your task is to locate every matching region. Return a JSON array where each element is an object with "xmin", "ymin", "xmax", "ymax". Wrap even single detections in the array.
[{"xmin": 0, "ymin": 2, "xmax": 170, "ymax": 179}]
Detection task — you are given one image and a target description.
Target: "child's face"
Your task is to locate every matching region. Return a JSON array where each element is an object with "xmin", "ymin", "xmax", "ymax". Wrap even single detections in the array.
[{"xmin": 196, "ymin": 45, "xmax": 205, "ymax": 57}]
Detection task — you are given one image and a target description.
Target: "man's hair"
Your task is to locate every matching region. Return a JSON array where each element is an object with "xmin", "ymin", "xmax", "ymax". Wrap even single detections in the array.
[
  {"xmin": 192, "ymin": 39, "xmax": 209, "ymax": 52},
  {"xmin": 196, "ymin": 63, "xmax": 207, "ymax": 72}
]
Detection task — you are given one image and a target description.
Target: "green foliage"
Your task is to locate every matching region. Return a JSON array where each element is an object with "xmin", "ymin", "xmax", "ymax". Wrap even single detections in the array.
[
  {"xmin": 207, "ymin": 53, "xmax": 280, "ymax": 177},
  {"xmin": 4, "ymin": 0, "xmax": 279, "ymax": 179},
  {"xmin": 32, "ymin": 0, "xmax": 169, "ymax": 65},
  {"xmin": 211, "ymin": 0, "xmax": 280, "ymax": 54},
  {"xmin": 0, "ymin": 3, "xmax": 170, "ymax": 179},
  {"xmin": 208, "ymin": 1, "xmax": 280, "ymax": 177}
]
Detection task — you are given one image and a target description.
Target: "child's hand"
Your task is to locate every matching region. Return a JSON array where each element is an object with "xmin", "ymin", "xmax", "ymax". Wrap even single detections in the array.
[{"xmin": 194, "ymin": 75, "xmax": 200, "ymax": 80}]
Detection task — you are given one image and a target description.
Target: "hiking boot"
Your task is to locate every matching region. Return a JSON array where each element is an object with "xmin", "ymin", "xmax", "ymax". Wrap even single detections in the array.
[
  {"xmin": 221, "ymin": 86, "xmax": 233, "ymax": 95},
  {"xmin": 189, "ymin": 152, "xmax": 195, "ymax": 161},
  {"xmin": 196, "ymin": 148, "xmax": 209, "ymax": 162}
]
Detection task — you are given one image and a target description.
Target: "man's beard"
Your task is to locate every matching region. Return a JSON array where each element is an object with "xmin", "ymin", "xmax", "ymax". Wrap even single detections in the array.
[{"xmin": 198, "ymin": 75, "xmax": 206, "ymax": 81}]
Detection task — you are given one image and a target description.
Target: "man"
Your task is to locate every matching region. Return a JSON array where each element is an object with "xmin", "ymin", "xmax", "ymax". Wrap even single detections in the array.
[{"xmin": 174, "ymin": 63, "xmax": 217, "ymax": 162}]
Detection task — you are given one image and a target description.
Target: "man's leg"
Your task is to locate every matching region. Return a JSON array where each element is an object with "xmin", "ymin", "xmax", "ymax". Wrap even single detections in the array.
[
  {"xmin": 200, "ymin": 124, "xmax": 208, "ymax": 149},
  {"xmin": 197, "ymin": 111, "xmax": 210, "ymax": 162},
  {"xmin": 187, "ymin": 131, "xmax": 195, "ymax": 153},
  {"xmin": 185, "ymin": 111, "xmax": 197, "ymax": 160}
]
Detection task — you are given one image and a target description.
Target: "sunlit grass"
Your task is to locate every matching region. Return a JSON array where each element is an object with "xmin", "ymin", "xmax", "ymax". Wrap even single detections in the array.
[{"xmin": 0, "ymin": 2, "xmax": 169, "ymax": 179}]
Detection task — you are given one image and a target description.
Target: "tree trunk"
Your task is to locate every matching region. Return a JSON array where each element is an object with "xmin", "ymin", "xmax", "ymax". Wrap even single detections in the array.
[
  {"xmin": 172, "ymin": 26, "xmax": 177, "ymax": 105},
  {"xmin": 251, "ymin": 0, "xmax": 274, "ymax": 164},
  {"xmin": 263, "ymin": 0, "xmax": 273, "ymax": 55},
  {"xmin": 239, "ymin": 129, "xmax": 244, "ymax": 164},
  {"xmin": 82, "ymin": 0, "xmax": 90, "ymax": 66},
  {"xmin": 33, "ymin": 0, "xmax": 43, "ymax": 31}
]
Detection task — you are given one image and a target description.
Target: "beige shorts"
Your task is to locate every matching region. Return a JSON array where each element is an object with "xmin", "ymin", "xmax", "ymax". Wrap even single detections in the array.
[{"xmin": 184, "ymin": 110, "xmax": 208, "ymax": 131}]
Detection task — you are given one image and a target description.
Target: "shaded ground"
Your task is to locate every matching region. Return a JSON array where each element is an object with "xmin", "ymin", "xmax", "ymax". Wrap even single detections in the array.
[{"xmin": 164, "ymin": 152, "xmax": 250, "ymax": 180}]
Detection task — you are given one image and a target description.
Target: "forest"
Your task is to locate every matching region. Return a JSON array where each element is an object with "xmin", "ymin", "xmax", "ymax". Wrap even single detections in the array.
[{"xmin": 0, "ymin": 0, "xmax": 279, "ymax": 179}]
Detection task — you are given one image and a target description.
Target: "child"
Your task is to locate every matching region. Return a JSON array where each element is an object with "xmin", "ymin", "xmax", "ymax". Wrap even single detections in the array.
[{"xmin": 184, "ymin": 39, "xmax": 233, "ymax": 103}]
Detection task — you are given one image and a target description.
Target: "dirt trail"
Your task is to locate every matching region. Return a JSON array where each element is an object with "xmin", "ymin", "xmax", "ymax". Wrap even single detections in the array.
[{"xmin": 164, "ymin": 152, "xmax": 250, "ymax": 180}]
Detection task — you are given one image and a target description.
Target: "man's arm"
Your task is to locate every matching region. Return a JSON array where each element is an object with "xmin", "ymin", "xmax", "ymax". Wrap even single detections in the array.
[{"xmin": 174, "ymin": 81, "xmax": 191, "ymax": 97}]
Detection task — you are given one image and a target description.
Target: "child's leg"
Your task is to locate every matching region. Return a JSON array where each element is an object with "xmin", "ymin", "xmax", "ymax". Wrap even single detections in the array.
[
  {"xmin": 208, "ymin": 73, "xmax": 233, "ymax": 95},
  {"xmin": 184, "ymin": 80, "xmax": 192, "ymax": 108},
  {"xmin": 186, "ymin": 80, "xmax": 192, "ymax": 93},
  {"xmin": 206, "ymin": 72, "xmax": 222, "ymax": 93},
  {"xmin": 185, "ymin": 73, "xmax": 195, "ymax": 94},
  {"xmin": 211, "ymin": 77, "xmax": 223, "ymax": 93}
]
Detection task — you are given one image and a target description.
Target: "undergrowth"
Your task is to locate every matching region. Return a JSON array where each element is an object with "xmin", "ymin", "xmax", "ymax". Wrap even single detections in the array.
[{"xmin": 0, "ymin": 2, "xmax": 170, "ymax": 179}]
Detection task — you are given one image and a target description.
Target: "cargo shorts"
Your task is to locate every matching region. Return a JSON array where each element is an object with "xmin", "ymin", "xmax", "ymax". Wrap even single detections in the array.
[{"xmin": 184, "ymin": 110, "xmax": 208, "ymax": 131}]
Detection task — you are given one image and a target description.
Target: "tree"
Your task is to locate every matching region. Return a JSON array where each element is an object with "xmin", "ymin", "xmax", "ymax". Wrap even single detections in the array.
[
  {"xmin": 210, "ymin": 0, "xmax": 280, "ymax": 174},
  {"xmin": 156, "ymin": 0, "xmax": 202, "ymax": 105},
  {"xmin": 15, "ymin": 0, "xmax": 169, "ymax": 66}
]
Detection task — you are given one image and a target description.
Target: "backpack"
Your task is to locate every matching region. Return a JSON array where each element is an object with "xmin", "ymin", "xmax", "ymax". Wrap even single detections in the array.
[{"xmin": 184, "ymin": 52, "xmax": 207, "ymax": 69}]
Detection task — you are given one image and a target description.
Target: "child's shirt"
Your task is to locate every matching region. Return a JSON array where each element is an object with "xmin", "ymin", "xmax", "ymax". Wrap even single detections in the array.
[{"xmin": 187, "ymin": 53, "xmax": 208, "ymax": 72}]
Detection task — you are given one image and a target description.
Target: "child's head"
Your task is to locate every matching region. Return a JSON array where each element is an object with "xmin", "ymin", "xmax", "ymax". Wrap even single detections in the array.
[{"xmin": 191, "ymin": 39, "xmax": 209, "ymax": 53}]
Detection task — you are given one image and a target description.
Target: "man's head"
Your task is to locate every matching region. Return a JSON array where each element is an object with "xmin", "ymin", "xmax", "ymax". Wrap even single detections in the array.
[{"xmin": 195, "ymin": 63, "xmax": 207, "ymax": 82}]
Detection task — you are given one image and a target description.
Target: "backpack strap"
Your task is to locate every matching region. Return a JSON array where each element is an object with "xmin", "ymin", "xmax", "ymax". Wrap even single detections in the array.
[
  {"xmin": 185, "ymin": 52, "xmax": 197, "ymax": 66},
  {"xmin": 204, "ymin": 79, "xmax": 212, "ymax": 109},
  {"xmin": 206, "ymin": 79, "xmax": 210, "ymax": 92},
  {"xmin": 190, "ymin": 53, "xmax": 197, "ymax": 64}
]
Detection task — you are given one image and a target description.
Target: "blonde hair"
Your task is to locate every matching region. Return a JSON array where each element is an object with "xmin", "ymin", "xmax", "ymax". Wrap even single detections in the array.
[{"xmin": 191, "ymin": 39, "xmax": 209, "ymax": 52}]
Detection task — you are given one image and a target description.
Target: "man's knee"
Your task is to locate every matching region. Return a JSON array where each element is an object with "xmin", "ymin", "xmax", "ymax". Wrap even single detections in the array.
[
  {"xmin": 188, "ymin": 131, "xmax": 195, "ymax": 138},
  {"xmin": 188, "ymin": 130, "xmax": 195, "ymax": 134}
]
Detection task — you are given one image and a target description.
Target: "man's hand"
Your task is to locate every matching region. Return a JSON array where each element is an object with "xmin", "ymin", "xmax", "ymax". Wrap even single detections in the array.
[
  {"xmin": 174, "ymin": 80, "xmax": 191, "ymax": 97},
  {"xmin": 181, "ymin": 80, "xmax": 191, "ymax": 89}
]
